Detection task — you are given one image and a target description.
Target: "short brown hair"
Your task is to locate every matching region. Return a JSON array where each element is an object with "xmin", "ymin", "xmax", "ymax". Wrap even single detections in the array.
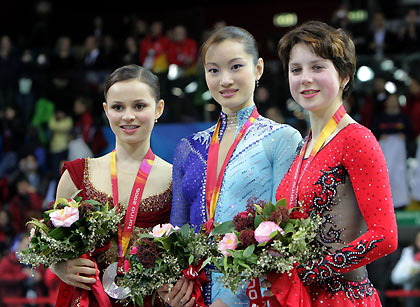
[
  {"xmin": 200, "ymin": 26, "xmax": 259, "ymax": 66},
  {"xmin": 104, "ymin": 64, "xmax": 160, "ymax": 103},
  {"xmin": 278, "ymin": 20, "xmax": 356, "ymax": 100}
]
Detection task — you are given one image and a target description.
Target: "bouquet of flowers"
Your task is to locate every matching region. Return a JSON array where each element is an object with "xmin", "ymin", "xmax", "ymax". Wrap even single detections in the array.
[
  {"xmin": 119, "ymin": 223, "xmax": 217, "ymax": 306},
  {"xmin": 17, "ymin": 191, "xmax": 122, "ymax": 268},
  {"xmin": 210, "ymin": 197, "xmax": 325, "ymax": 302}
]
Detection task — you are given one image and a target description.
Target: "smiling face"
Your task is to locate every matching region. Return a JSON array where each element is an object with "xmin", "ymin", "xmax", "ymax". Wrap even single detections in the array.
[
  {"xmin": 288, "ymin": 43, "xmax": 348, "ymax": 115},
  {"xmin": 204, "ymin": 39, "xmax": 263, "ymax": 113},
  {"xmin": 103, "ymin": 79, "xmax": 163, "ymax": 145}
]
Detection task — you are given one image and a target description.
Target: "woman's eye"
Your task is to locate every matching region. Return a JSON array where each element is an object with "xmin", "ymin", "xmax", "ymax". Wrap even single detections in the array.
[
  {"xmin": 208, "ymin": 68, "xmax": 218, "ymax": 74},
  {"xmin": 290, "ymin": 67, "xmax": 301, "ymax": 73},
  {"xmin": 135, "ymin": 104, "xmax": 145, "ymax": 110},
  {"xmin": 112, "ymin": 105, "xmax": 123, "ymax": 111},
  {"xmin": 232, "ymin": 64, "xmax": 243, "ymax": 70},
  {"xmin": 314, "ymin": 65, "xmax": 324, "ymax": 70}
]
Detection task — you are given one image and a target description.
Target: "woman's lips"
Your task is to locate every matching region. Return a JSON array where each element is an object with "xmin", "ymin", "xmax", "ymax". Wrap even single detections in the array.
[
  {"xmin": 220, "ymin": 89, "xmax": 238, "ymax": 98},
  {"xmin": 120, "ymin": 125, "xmax": 140, "ymax": 134},
  {"xmin": 301, "ymin": 89, "xmax": 319, "ymax": 98}
]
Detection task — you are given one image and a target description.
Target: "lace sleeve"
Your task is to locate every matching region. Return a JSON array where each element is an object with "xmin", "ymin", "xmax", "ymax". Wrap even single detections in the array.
[
  {"xmin": 170, "ymin": 138, "xmax": 191, "ymax": 227},
  {"xmin": 297, "ymin": 126, "xmax": 398, "ymax": 285},
  {"xmin": 263, "ymin": 125, "xmax": 302, "ymax": 203}
]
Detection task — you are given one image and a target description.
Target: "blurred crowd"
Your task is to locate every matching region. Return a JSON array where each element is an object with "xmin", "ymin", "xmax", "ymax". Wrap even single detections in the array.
[{"xmin": 1, "ymin": 0, "xmax": 420, "ymax": 305}]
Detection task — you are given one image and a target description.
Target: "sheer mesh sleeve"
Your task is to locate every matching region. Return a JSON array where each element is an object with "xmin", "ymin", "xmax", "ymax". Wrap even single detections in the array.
[
  {"xmin": 263, "ymin": 125, "xmax": 302, "ymax": 203},
  {"xmin": 297, "ymin": 126, "xmax": 398, "ymax": 285},
  {"xmin": 170, "ymin": 138, "xmax": 191, "ymax": 227}
]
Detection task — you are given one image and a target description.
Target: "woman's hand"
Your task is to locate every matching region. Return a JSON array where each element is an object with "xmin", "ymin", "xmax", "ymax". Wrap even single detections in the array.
[
  {"xmin": 261, "ymin": 274, "xmax": 273, "ymax": 297},
  {"xmin": 157, "ymin": 277, "xmax": 195, "ymax": 307},
  {"xmin": 50, "ymin": 258, "xmax": 96, "ymax": 290}
]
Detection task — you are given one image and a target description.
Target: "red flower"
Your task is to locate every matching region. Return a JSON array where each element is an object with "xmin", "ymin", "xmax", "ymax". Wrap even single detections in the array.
[
  {"xmin": 135, "ymin": 238, "xmax": 160, "ymax": 269},
  {"xmin": 239, "ymin": 229, "xmax": 257, "ymax": 248},
  {"xmin": 269, "ymin": 207, "xmax": 289, "ymax": 224},
  {"xmin": 233, "ymin": 211, "xmax": 254, "ymax": 232}
]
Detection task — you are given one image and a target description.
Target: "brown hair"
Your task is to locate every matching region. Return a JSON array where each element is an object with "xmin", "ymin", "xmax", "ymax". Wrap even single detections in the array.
[
  {"xmin": 104, "ymin": 64, "xmax": 160, "ymax": 102},
  {"xmin": 278, "ymin": 20, "xmax": 356, "ymax": 100},
  {"xmin": 200, "ymin": 26, "xmax": 259, "ymax": 66}
]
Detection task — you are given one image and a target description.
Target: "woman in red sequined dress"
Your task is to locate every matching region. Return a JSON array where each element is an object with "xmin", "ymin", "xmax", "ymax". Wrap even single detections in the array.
[
  {"xmin": 266, "ymin": 21, "xmax": 398, "ymax": 306},
  {"xmin": 49, "ymin": 64, "xmax": 193, "ymax": 307}
]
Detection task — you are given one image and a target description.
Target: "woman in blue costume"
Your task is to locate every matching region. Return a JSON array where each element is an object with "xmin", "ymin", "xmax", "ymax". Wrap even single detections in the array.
[{"xmin": 168, "ymin": 26, "xmax": 302, "ymax": 306}]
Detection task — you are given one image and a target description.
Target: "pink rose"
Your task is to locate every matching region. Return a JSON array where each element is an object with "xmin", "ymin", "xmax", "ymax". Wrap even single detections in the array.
[
  {"xmin": 150, "ymin": 224, "xmax": 178, "ymax": 237},
  {"xmin": 218, "ymin": 232, "xmax": 238, "ymax": 256},
  {"xmin": 49, "ymin": 206, "xmax": 79, "ymax": 227},
  {"xmin": 29, "ymin": 228, "xmax": 35, "ymax": 240},
  {"xmin": 254, "ymin": 221, "xmax": 285, "ymax": 244}
]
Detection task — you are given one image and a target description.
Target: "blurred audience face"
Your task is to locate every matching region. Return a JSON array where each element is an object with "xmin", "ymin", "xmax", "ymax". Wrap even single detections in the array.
[
  {"xmin": 173, "ymin": 25, "xmax": 187, "ymax": 43},
  {"xmin": 372, "ymin": 12, "xmax": 385, "ymax": 30},
  {"xmin": 85, "ymin": 36, "xmax": 97, "ymax": 52},
  {"xmin": 150, "ymin": 21, "xmax": 163, "ymax": 37}
]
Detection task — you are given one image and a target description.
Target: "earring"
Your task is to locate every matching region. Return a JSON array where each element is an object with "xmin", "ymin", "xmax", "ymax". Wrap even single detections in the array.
[
  {"xmin": 256, "ymin": 79, "xmax": 260, "ymax": 88},
  {"xmin": 155, "ymin": 118, "xmax": 158, "ymax": 123}
]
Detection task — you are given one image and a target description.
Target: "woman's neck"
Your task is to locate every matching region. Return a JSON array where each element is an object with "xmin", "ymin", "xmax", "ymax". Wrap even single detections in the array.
[
  {"xmin": 114, "ymin": 140, "xmax": 150, "ymax": 167},
  {"xmin": 309, "ymin": 103, "xmax": 342, "ymax": 140},
  {"xmin": 221, "ymin": 100, "xmax": 254, "ymax": 114}
]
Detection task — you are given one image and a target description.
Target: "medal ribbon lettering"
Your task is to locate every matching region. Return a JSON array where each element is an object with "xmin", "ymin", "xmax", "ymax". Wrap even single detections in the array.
[{"xmin": 111, "ymin": 148, "xmax": 155, "ymax": 272}]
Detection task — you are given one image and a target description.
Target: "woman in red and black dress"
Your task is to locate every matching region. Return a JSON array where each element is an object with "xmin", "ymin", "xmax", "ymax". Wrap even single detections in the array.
[{"xmin": 269, "ymin": 21, "xmax": 398, "ymax": 306}]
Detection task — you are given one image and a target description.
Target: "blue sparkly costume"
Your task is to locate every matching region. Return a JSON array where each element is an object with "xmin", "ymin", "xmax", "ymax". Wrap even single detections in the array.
[{"xmin": 170, "ymin": 105, "xmax": 302, "ymax": 305}]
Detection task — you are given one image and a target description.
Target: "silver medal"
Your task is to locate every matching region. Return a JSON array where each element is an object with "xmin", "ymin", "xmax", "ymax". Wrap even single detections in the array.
[{"xmin": 102, "ymin": 262, "xmax": 130, "ymax": 299}]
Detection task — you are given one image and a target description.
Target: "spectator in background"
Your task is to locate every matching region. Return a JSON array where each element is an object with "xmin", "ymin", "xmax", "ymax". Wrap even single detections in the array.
[
  {"xmin": 407, "ymin": 76, "xmax": 420, "ymax": 206},
  {"xmin": 82, "ymin": 35, "xmax": 104, "ymax": 71},
  {"xmin": 8, "ymin": 174, "xmax": 43, "ymax": 235},
  {"xmin": 101, "ymin": 34, "xmax": 120, "ymax": 71},
  {"xmin": 139, "ymin": 20, "xmax": 169, "ymax": 74},
  {"xmin": 92, "ymin": 16, "xmax": 105, "ymax": 47},
  {"xmin": 360, "ymin": 75, "xmax": 388, "ymax": 129},
  {"xmin": 405, "ymin": 76, "xmax": 420, "ymax": 140},
  {"xmin": 0, "ymin": 232, "xmax": 45, "ymax": 299},
  {"xmin": 139, "ymin": 20, "xmax": 170, "ymax": 100},
  {"xmin": 364, "ymin": 11, "xmax": 397, "ymax": 58},
  {"xmin": 396, "ymin": 7, "xmax": 420, "ymax": 54},
  {"xmin": 372, "ymin": 93, "xmax": 412, "ymax": 210},
  {"xmin": 0, "ymin": 106, "xmax": 25, "ymax": 180},
  {"xmin": 73, "ymin": 96, "xmax": 93, "ymax": 144},
  {"xmin": 167, "ymin": 25, "xmax": 198, "ymax": 75},
  {"xmin": 392, "ymin": 230, "xmax": 420, "ymax": 307},
  {"xmin": 121, "ymin": 35, "xmax": 140, "ymax": 66},
  {"xmin": 48, "ymin": 36, "xmax": 77, "ymax": 114},
  {"xmin": 48, "ymin": 108, "xmax": 73, "ymax": 180},
  {"xmin": 0, "ymin": 35, "xmax": 20, "ymax": 111},
  {"xmin": 0, "ymin": 210, "xmax": 13, "ymax": 256},
  {"xmin": 133, "ymin": 18, "xmax": 148, "ymax": 44}
]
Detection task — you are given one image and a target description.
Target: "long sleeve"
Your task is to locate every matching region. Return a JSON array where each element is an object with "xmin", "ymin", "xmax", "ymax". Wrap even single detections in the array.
[
  {"xmin": 170, "ymin": 139, "xmax": 191, "ymax": 228},
  {"xmin": 297, "ymin": 126, "xmax": 398, "ymax": 285}
]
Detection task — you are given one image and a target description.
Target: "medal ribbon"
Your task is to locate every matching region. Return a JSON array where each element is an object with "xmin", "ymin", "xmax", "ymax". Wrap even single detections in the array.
[
  {"xmin": 110, "ymin": 148, "xmax": 155, "ymax": 268},
  {"xmin": 289, "ymin": 104, "xmax": 346, "ymax": 207},
  {"xmin": 205, "ymin": 106, "xmax": 259, "ymax": 220}
]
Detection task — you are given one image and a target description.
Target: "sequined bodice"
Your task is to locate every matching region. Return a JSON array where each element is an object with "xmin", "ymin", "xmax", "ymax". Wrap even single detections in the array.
[{"xmin": 83, "ymin": 158, "xmax": 172, "ymax": 213}]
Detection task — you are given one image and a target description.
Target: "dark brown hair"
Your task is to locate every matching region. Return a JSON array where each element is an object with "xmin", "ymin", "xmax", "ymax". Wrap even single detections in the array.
[
  {"xmin": 104, "ymin": 64, "xmax": 160, "ymax": 102},
  {"xmin": 200, "ymin": 26, "xmax": 259, "ymax": 66},
  {"xmin": 278, "ymin": 20, "xmax": 356, "ymax": 100}
]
